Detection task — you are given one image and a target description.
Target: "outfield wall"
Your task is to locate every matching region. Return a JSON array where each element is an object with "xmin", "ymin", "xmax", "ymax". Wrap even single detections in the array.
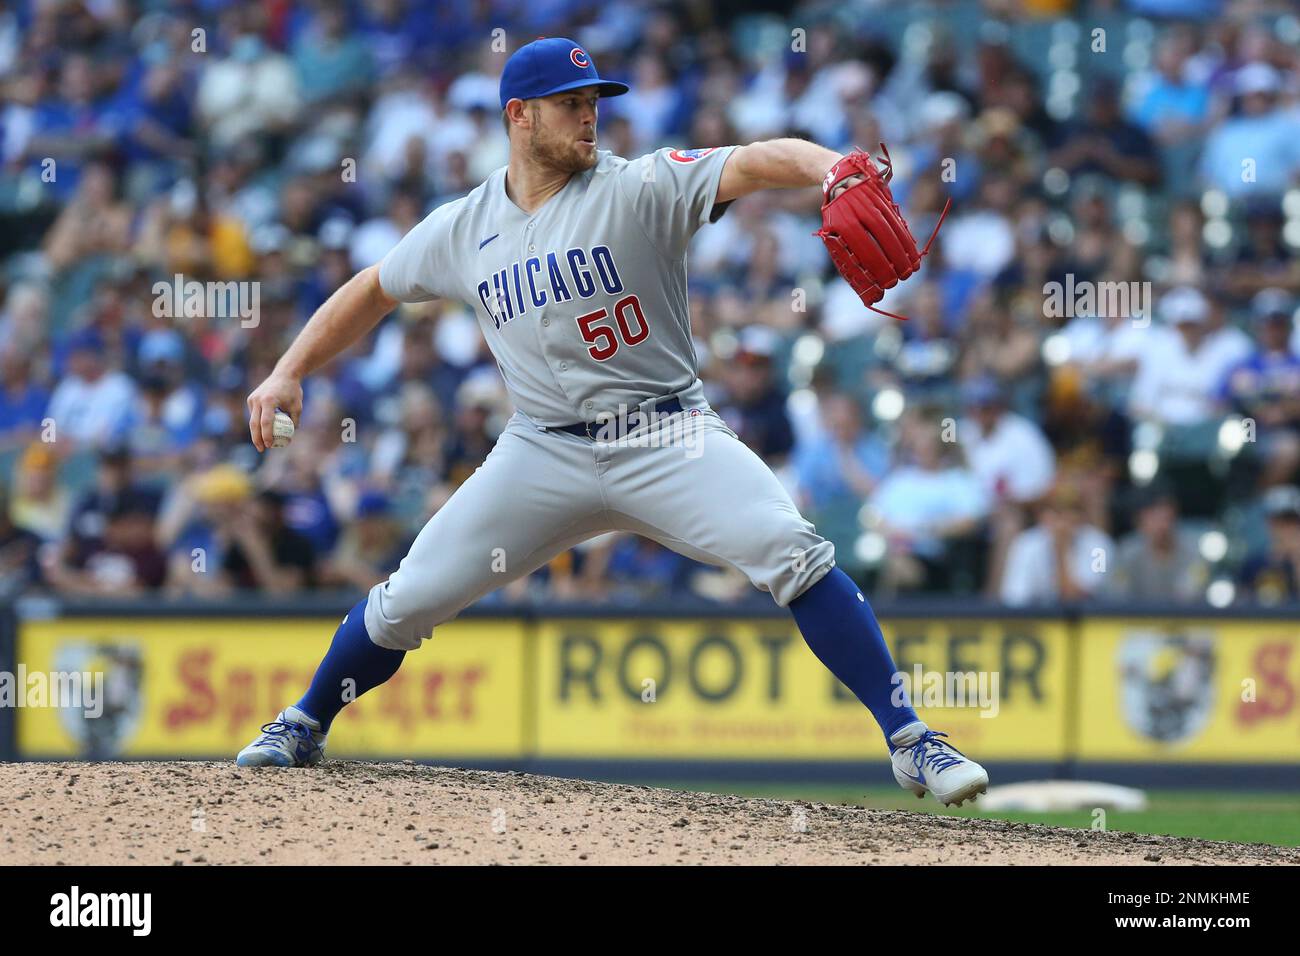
[{"xmin": 2, "ymin": 596, "xmax": 1298, "ymax": 788}]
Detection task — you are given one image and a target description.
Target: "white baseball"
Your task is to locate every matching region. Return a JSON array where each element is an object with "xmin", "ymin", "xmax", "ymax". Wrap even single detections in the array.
[{"xmin": 271, "ymin": 410, "xmax": 295, "ymax": 447}]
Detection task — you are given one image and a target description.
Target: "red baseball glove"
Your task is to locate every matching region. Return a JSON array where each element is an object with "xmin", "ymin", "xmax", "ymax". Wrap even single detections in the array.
[{"xmin": 815, "ymin": 144, "xmax": 950, "ymax": 319}]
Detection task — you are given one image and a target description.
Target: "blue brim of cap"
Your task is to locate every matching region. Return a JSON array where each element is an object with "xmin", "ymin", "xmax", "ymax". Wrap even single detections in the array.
[{"xmin": 524, "ymin": 77, "xmax": 630, "ymax": 101}]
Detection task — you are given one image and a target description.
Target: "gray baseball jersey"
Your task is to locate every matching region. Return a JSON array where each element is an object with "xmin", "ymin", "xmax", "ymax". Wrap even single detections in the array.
[
  {"xmin": 364, "ymin": 147, "xmax": 836, "ymax": 650},
  {"xmin": 378, "ymin": 147, "xmax": 736, "ymax": 425}
]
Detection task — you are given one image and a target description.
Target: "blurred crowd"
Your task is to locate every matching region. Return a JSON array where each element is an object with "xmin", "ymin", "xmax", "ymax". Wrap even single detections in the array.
[{"xmin": 2, "ymin": 0, "xmax": 1300, "ymax": 607}]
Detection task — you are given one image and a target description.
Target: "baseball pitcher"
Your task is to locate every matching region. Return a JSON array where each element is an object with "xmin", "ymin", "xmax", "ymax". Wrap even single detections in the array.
[{"xmin": 237, "ymin": 38, "xmax": 988, "ymax": 806}]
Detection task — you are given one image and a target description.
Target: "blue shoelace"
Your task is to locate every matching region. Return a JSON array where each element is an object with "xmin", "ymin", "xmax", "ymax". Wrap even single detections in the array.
[
  {"xmin": 255, "ymin": 719, "xmax": 322, "ymax": 757},
  {"xmin": 910, "ymin": 730, "xmax": 967, "ymax": 773}
]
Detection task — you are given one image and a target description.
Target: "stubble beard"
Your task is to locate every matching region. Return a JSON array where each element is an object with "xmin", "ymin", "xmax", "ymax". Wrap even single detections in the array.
[{"xmin": 530, "ymin": 124, "xmax": 597, "ymax": 174}]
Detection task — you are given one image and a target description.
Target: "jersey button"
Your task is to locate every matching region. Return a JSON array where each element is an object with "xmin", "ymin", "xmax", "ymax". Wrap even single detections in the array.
[
  {"xmin": 583, "ymin": 400, "xmax": 593, "ymax": 409},
  {"xmin": 528, "ymin": 244, "xmax": 536, "ymax": 252},
  {"xmin": 559, "ymin": 362, "xmax": 568, "ymax": 371},
  {"xmin": 541, "ymin": 317, "xmax": 550, "ymax": 327}
]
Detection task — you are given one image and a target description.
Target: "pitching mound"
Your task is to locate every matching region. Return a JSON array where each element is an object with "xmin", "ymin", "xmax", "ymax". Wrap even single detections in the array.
[{"xmin": 2, "ymin": 762, "xmax": 1296, "ymax": 866}]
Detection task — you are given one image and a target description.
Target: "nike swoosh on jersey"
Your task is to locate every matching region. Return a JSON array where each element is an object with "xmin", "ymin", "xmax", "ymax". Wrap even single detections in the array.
[{"xmin": 479, "ymin": 233, "xmax": 500, "ymax": 249}]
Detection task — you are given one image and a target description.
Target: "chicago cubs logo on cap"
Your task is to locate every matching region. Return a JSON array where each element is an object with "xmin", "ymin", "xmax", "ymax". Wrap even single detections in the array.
[
  {"xmin": 668, "ymin": 147, "xmax": 718, "ymax": 164},
  {"xmin": 498, "ymin": 37, "xmax": 630, "ymax": 109}
]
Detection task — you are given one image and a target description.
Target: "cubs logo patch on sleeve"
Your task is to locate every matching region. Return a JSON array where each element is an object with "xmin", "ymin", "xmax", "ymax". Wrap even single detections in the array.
[{"xmin": 667, "ymin": 147, "xmax": 718, "ymax": 164}]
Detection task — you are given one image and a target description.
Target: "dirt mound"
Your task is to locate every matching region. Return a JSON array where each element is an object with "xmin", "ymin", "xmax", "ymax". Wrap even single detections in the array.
[{"xmin": 1, "ymin": 762, "xmax": 1295, "ymax": 866}]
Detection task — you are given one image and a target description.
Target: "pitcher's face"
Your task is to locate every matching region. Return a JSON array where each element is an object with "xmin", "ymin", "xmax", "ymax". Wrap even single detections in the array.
[{"xmin": 522, "ymin": 88, "xmax": 600, "ymax": 173}]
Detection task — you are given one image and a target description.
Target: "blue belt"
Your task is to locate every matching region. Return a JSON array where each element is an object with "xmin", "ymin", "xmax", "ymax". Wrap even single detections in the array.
[{"xmin": 547, "ymin": 397, "xmax": 685, "ymax": 440}]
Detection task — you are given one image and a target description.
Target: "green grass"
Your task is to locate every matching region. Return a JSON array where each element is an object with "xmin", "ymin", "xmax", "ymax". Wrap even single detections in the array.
[{"xmin": 655, "ymin": 783, "xmax": 1300, "ymax": 848}]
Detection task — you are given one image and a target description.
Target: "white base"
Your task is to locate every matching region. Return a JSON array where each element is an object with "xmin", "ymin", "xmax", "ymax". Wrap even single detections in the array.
[{"xmin": 977, "ymin": 780, "xmax": 1148, "ymax": 812}]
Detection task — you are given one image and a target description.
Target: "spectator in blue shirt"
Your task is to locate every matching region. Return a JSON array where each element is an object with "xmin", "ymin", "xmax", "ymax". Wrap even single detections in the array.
[
  {"xmin": 603, "ymin": 536, "xmax": 690, "ymax": 602},
  {"xmin": 25, "ymin": 54, "xmax": 113, "ymax": 201},
  {"xmin": 1129, "ymin": 30, "xmax": 1209, "ymax": 145},
  {"xmin": 116, "ymin": 330, "xmax": 205, "ymax": 471},
  {"xmin": 1200, "ymin": 63, "xmax": 1300, "ymax": 198},
  {"xmin": 1237, "ymin": 485, "xmax": 1300, "ymax": 604},
  {"xmin": 292, "ymin": 4, "xmax": 375, "ymax": 106},
  {"xmin": 356, "ymin": 0, "xmax": 427, "ymax": 80},
  {"xmin": 794, "ymin": 392, "xmax": 890, "ymax": 514},
  {"xmin": 1220, "ymin": 289, "xmax": 1300, "ymax": 488},
  {"xmin": 112, "ymin": 59, "xmax": 195, "ymax": 166},
  {"xmin": 715, "ymin": 326, "xmax": 796, "ymax": 464}
]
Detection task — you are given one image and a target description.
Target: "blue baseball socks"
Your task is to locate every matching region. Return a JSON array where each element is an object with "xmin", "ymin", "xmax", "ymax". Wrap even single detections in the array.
[
  {"xmin": 296, "ymin": 597, "xmax": 406, "ymax": 731},
  {"xmin": 789, "ymin": 566, "xmax": 918, "ymax": 747},
  {"xmin": 296, "ymin": 572, "xmax": 916, "ymax": 746}
]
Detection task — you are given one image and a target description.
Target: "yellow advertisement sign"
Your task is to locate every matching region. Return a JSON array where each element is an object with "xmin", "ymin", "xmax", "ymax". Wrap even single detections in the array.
[
  {"xmin": 1077, "ymin": 619, "xmax": 1300, "ymax": 762},
  {"xmin": 16, "ymin": 618, "xmax": 525, "ymax": 759},
  {"xmin": 534, "ymin": 617, "xmax": 1069, "ymax": 760}
]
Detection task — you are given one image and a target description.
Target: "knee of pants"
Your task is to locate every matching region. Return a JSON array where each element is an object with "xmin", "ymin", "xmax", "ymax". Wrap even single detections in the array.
[
  {"xmin": 362, "ymin": 574, "xmax": 467, "ymax": 652},
  {"xmin": 746, "ymin": 523, "xmax": 837, "ymax": 608}
]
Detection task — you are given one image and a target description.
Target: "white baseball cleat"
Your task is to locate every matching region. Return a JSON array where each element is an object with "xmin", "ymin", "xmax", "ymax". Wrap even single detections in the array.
[
  {"xmin": 889, "ymin": 720, "xmax": 989, "ymax": 807},
  {"xmin": 236, "ymin": 705, "xmax": 328, "ymax": 767}
]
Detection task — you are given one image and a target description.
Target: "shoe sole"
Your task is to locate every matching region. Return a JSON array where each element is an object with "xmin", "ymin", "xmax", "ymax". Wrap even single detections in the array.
[
  {"xmin": 897, "ymin": 782, "xmax": 989, "ymax": 807},
  {"xmin": 894, "ymin": 770, "xmax": 927, "ymax": 799},
  {"xmin": 935, "ymin": 777, "xmax": 989, "ymax": 808},
  {"xmin": 235, "ymin": 750, "xmax": 327, "ymax": 768},
  {"xmin": 236, "ymin": 751, "xmax": 293, "ymax": 768}
]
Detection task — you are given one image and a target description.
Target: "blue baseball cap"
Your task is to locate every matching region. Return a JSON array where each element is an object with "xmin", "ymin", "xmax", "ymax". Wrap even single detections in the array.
[
  {"xmin": 356, "ymin": 490, "xmax": 391, "ymax": 519},
  {"xmin": 499, "ymin": 38, "xmax": 629, "ymax": 110}
]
